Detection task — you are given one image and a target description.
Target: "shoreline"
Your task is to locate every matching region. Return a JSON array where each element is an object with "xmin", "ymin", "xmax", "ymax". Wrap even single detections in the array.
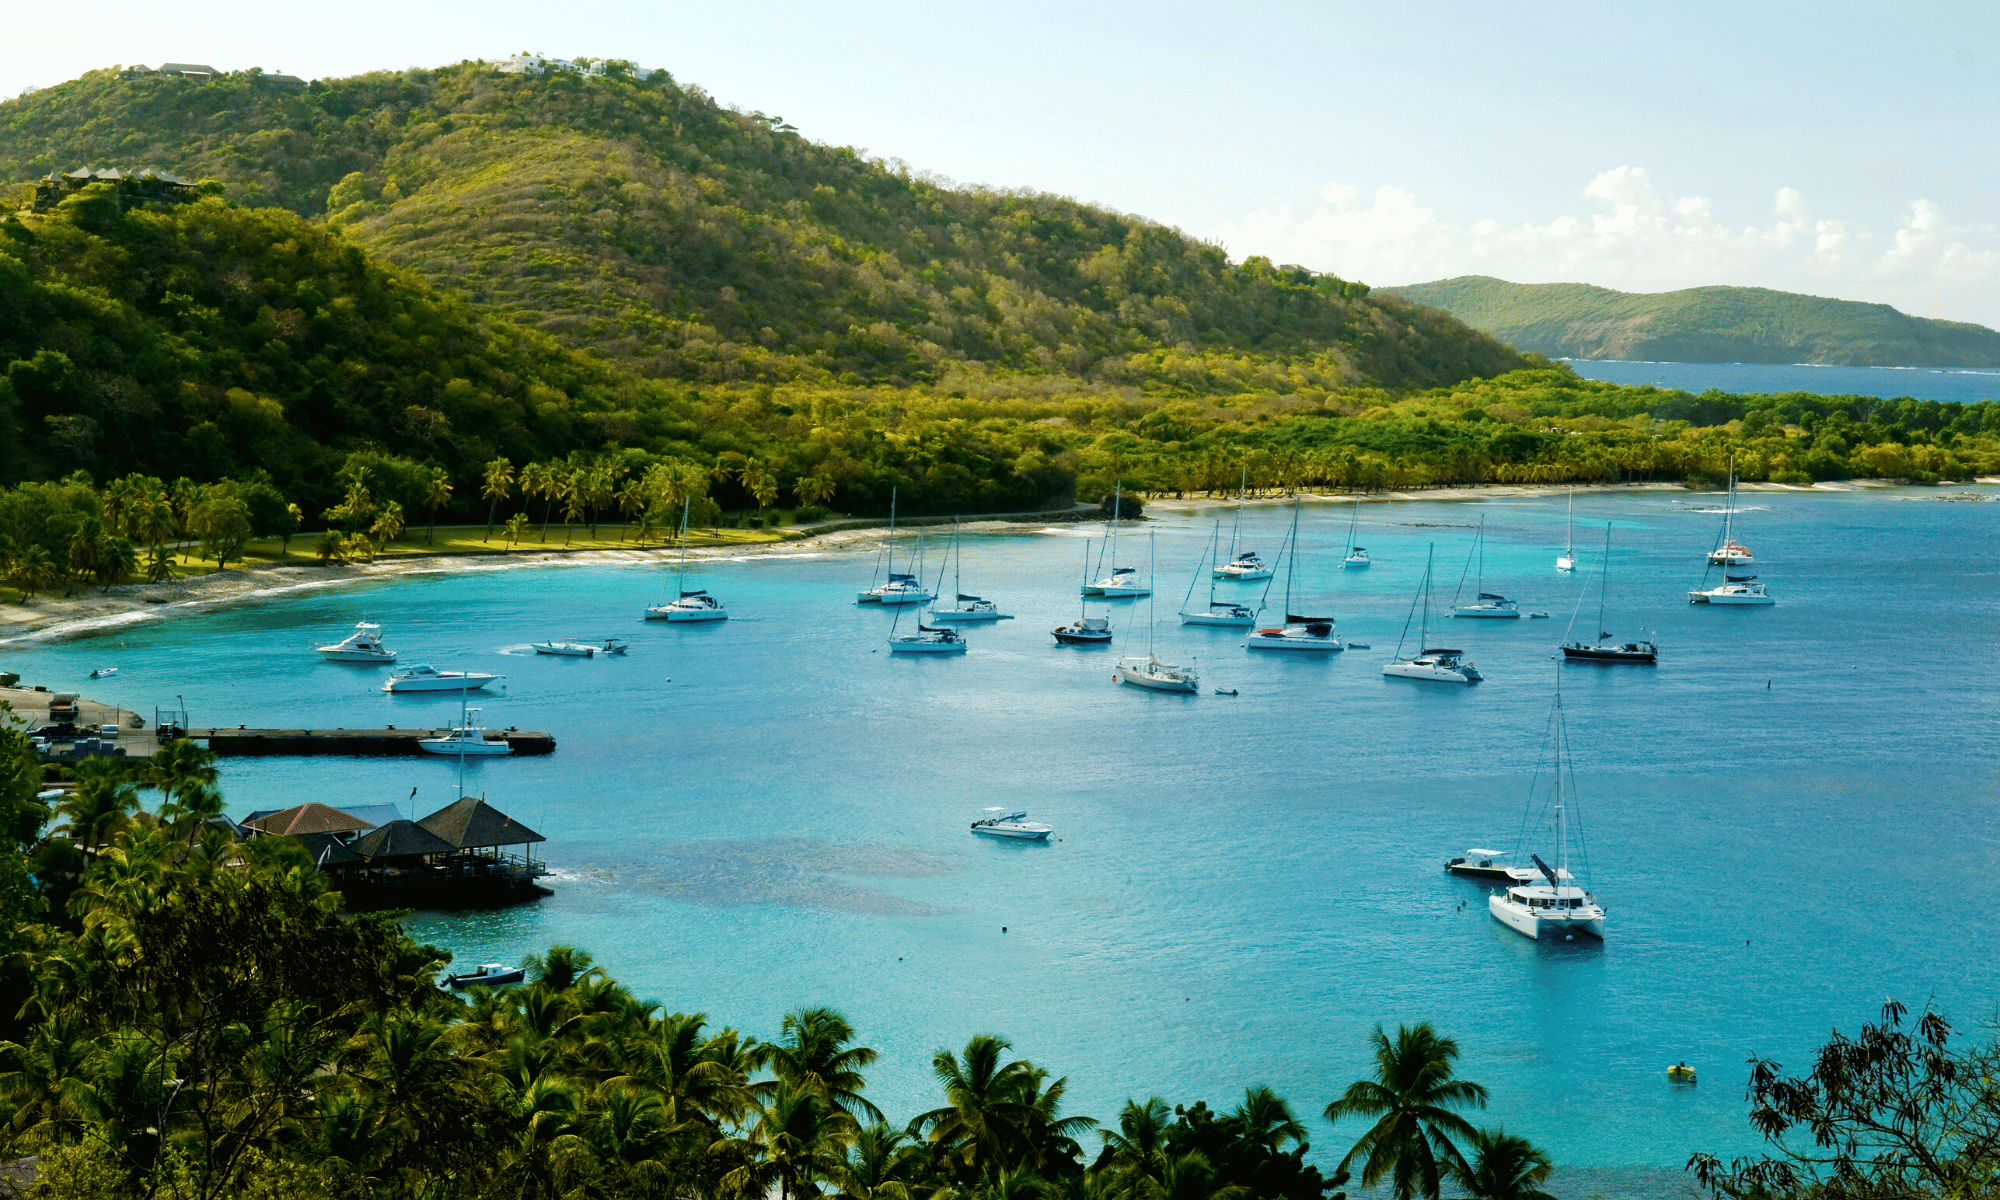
[{"xmin": 0, "ymin": 477, "xmax": 1975, "ymax": 642}]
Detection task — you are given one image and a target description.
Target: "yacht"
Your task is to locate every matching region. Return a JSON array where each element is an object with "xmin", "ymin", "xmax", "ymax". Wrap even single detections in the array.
[
  {"xmin": 1385, "ymin": 547, "xmax": 1483, "ymax": 684},
  {"xmin": 316, "ymin": 622, "xmax": 397, "ymax": 663},
  {"xmin": 1707, "ymin": 457, "xmax": 1753, "ymax": 565},
  {"xmin": 418, "ymin": 709, "xmax": 514, "ymax": 756},
  {"xmin": 1689, "ymin": 575, "xmax": 1775, "ymax": 605},
  {"xmin": 382, "ymin": 665, "xmax": 504, "ymax": 693},
  {"xmin": 1114, "ymin": 654, "xmax": 1199, "ymax": 693},
  {"xmin": 970, "ymin": 808, "xmax": 1052, "ymax": 840},
  {"xmin": 1246, "ymin": 499, "xmax": 1342, "ymax": 651},
  {"xmin": 1055, "ymin": 538, "xmax": 1113, "ymax": 645},
  {"xmin": 1565, "ymin": 524, "xmax": 1658, "ymax": 662},
  {"xmin": 1453, "ymin": 517, "xmax": 1524, "ymax": 618},
  {"xmin": 865, "ymin": 574, "xmax": 929, "ymax": 606},
  {"xmin": 1488, "ymin": 673, "xmax": 1605, "ymax": 942},
  {"xmin": 888, "ymin": 624, "xmax": 968, "ymax": 654},
  {"xmin": 1085, "ymin": 483, "xmax": 1149, "ymax": 597},
  {"xmin": 1557, "ymin": 489, "xmax": 1577, "ymax": 572},
  {"xmin": 1445, "ymin": 849, "xmax": 1536, "ymax": 883},
  {"xmin": 1343, "ymin": 495, "xmax": 1370, "ymax": 567},
  {"xmin": 929, "ymin": 517, "xmax": 1012, "ymax": 621},
  {"xmin": 1214, "ymin": 551, "xmax": 1272, "ymax": 581},
  {"xmin": 647, "ymin": 498, "xmax": 729, "ymax": 621},
  {"xmin": 1180, "ymin": 520, "xmax": 1257, "ymax": 627}
]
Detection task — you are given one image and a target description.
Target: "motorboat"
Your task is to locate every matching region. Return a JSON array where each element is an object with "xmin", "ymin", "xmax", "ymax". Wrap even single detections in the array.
[
  {"xmin": 1343, "ymin": 495, "xmax": 1369, "ymax": 567},
  {"xmin": 89, "ymin": 667, "xmax": 118, "ymax": 678},
  {"xmin": 970, "ymin": 808, "xmax": 1052, "ymax": 840},
  {"xmin": 1707, "ymin": 457, "xmax": 1753, "ymax": 565},
  {"xmin": 316, "ymin": 621, "xmax": 397, "ymax": 663},
  {"xmin": 1054, "ymin": 616, "xmax": 1112, "ymax": 645},
  {"xmin": 1488, "ymin": 671, "xmax": 1606, "ymax": 942},
  {"xmin": 532, "ymin": 640, "xmax": 599, "ymax": 657},
  {"xmin": 1452, "ymin": 517, "xmax": 1525, "ymax": 618},
  {"xmin": 382, "ymin": 664, "xmax": 504, "ymax": 693},
  {"xmin": 1564, "ymin": 523, "xmax": 1657, "ymax": 662},
  {"xmin": 1689, "ymin": 575, "xmax": 1774, "ymax": 605},
  {"xmin": 1445, "ymin": 849, "xmax": 1536, "ymax": 883},
  {"xmin": 1383, "ymin": 648, "xmax": 1482, "ymax": 683},
  {"xmin": 646, "ymin": 590, "xmax": 730, "ymax": 621},
  {"xmin": 889, "ymin": 624, "xmax": 968, "ymax": 653},
  {"xmin": 1182, "ymin": 602, "xmax": 1256, "ymax": 628},
  {"xmin": 1247, "ymin": 617, "xmax": 1344, "ymax": 651},
  {"xmin": 417, "ymin": 713, "xmax": 513, "ymax": 756},
  {"xmin": 1085, "ymin": 566, "xmax": 1148, "ymax": 598},
  {"xmin": 595, "ymin": 638, "xmax": 628, "ymax": 655},
  {"xmin": 1114, "ymin": 654, "xmax": 1199, "ymax": 693},
  {"xmin": 1213, "ymin": 551, "xmax": 1272, "ymax": 581},
  {"xmin": 445, "ymin": 963, "xmax": 526, "ymax": 989},
  {"xmin": 1557, "ymin": 488, "xmax": 1577, "ymax": 571}
]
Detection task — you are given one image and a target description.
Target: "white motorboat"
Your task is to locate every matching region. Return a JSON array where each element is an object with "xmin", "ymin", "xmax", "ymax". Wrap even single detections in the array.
[
  {"xmin": 970, "ymin": 808, "xmax": 1052, "ymax": 840},
  {"xmin": 1115, "ymin": 654, "xmax": 1199, "ymax": 692},
  {"xmin": 382, "ymin": 664, "xmax": 504, "ymax": 693},
  {"xmin": 888, "ymin": 624, "xmax": 968, "ymax": 653},
  {"xmin": 446, "ymin": 963, "xmax": 526, "ymax": 989},
  {"xmin": 1452, "ymin": 517, "xmax": 1525, "ymax": 618},
  {"xmin": 1343, "ymin": 494, "xmax": 1370, "ymax": 567},
  {"xmin": 417, "ymin": 709, "xmax": 514, "ymax": 756},
  {"xmin": 1557, "ymin": 488, "xmax": 1576, "ymax": 571},
  {"xmin": 316, "ymin": 621, "xmax": 397, "ymax": 663},
  {"xmin": 1488, "ymin": 672, "xmax": 1605, "ymax": 942},
  {"xmin": 1707, "ymin": 457, "xmax": 1753, "ymax": 565},
  {"xmin": 1180, "ymin": 520, "xmax": 1257, "ymax": 627},
  {"xmin": 1689, "ymin": 575, "xmax": 1775, "ymax": 605},
  {"xmin": 532, "ymin": 637, "xmax": 629, "ymax": 657},
  {"xmin": 89, "ymin": 667, "xmax": 118, "ymax": 678},
  {"xmin": 1214, "ymin": 468, "xmax": 1273, "ymax": 580},
  {"xmin": 1385, "ymin": 547, "xmax": 1483, "ymax": 684},
  {"xmin": 1565, "ymin": 524, "xmax": 1658, "ymax": 662},
  {"xmin": 1246, "ymin": 499, "xmax": 1342, "ymax": 651},
  {"xmin": 1445, "ymin": 849, "xmax": 1536, "ymax": 883},
  {"xmin": 1084, "ymin": 483, "xmax": 1150, "ymax": 597},
  {"xmin": 648, "ymin": 499, "xmax": 730, "ymax": 621}
]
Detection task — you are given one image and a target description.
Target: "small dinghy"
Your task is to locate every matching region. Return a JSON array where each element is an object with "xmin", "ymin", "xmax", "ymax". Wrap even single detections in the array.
[{"xmin": 89, "ymin": 667, "xmax": 118, "ymax": 679}]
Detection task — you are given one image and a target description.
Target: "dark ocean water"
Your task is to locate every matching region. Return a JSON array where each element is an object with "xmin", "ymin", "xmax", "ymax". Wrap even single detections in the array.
[
  {"xmin": 1566, "ymin": 358, "xmax": 2000, "ymax": 403},
  {"xmin": 4, "ymin": 484, "xmax": 1996, "ymax": 1197}
]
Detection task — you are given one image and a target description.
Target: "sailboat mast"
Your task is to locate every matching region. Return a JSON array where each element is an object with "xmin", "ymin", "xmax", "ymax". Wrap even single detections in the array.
[
  {"xmin": 1597, "ymin": 522, "xmax": 1610, "ymax": 638},
  {"xmin": 1111, "ymin": 481, "xmax": 1121, "ymax": 569},
  {"xmin": 1230, "ymin": 467, "xmax": 1245, "ymax": 563},
  {"xmin": 887, "ymin": 487, "xmax": 897, "ymax": 578},
  {"xmin": 1723, "ymin": 456, "xmax": 1735, "ymax": 545},
  {"xmin": 953, "ymin": 515, "xmax": 961, "ymax": 601},
  {"xmin": 1079, "ymin": 539, "xmax": 1089, "ymax": 619},
  {"xmin": 1284, "ymin": 498, "xmax": 1300, "ymax": 617}
]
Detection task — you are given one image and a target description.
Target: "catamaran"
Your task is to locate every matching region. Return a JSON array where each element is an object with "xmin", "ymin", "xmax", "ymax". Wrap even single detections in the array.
[
  {"xmin": 929, "ymin": 517, "xmax": 1013, "ymax": 622},
  {"xmin": 1085, "ymin": 483, "xmax": 1150, "ymax": 597},
  {"xmin": 1488, "ymin": 671, "xmax": 1606, "ymax": 942},
  {"xmin": 1246, "ymin": 498, "xmax": 1342, "ymax": 651},
  {"xmin": 647, "ymin": 498, "xmax": 729, "ymax": 622},
  {"xmin": 1343, "ymin": 494, "xmax": 1369, "ymax": 568},
  {"xmin": 1180, "ymin": 520, "xmax": 1257, "ymax": 627},
  {"xmin": 1384, "ymin": 546, "xmax": 1483, "ymax": 684},
  {"xmin": 1564, "ymin": 523, "xmax": 1657, "ymax": 662},
  {"xmin": 1214, "ymin": 468, "xmax": 1274, "ymax": 581},
  {"xmin": 858, "ymin": 489, "xmax": 932, "ymax": 605},
  {"xmin": 1556, "ymin": 488, "xmax": 1576, "ymax": 572},
  {"xmin": 1452, "ymin": 516, "xmax": 1522, "ymax": 618},
  {"xmin": 1689, "ymin": 575, "xmax": 1775, "ymax": 605},
  {"xmin": 1708, "ymin": 456, "xmax": 1753, "ymax": 565}
]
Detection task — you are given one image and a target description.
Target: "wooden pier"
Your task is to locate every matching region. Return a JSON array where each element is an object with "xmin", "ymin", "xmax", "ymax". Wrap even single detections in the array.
[{"xmin": 194, "ymin": 727, "xmax": 557, "ymax": 757}]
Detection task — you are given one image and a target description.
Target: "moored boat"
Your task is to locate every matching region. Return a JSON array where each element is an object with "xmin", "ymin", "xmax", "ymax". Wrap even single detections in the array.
[
  {"xmin": 1689, "ymin": 575, "xmax": 1774, "ymax": 605},
  {"xmin": 1385, "ymin": 547, "xmax": 1482, "ymax": 684},
  {"xmin": 1487, "ymin": 671, "xmax": 1605, "ymax": 942},
  {"xmin": 417, "ymin": 712, "xmax": 514, "ymax": 757},
  {"xmin": 446, "ymin": 963, "xmax": 526, "ymax": 989},
  {"xmin": 647, "ymin": 499, "xmax": 730, "ymax": 621},
  {"xmin": 1114, "ymin": 654, "xmax": 1199, "ymax": 693},
  {"xmin": 382, "ymin": 665, "xmax": 504, "ymax": 693},
  {"xmin": 889, "ymin": 624, "xmax": 968, "ymax": 653},
  {"xmin": 1564, "ymin": 524, "xmax": 1658, "ymax": 662},
  {"xmin": 970, "ymin": 808, "xmax": 1052, "ymax": 840},
  {"xmin": 1245, "ymin": 499, "xmax": 1342, "ymax": 651},
  {"xmin": 317, "ymin": 621, "xmax": 397, "ymax": 663},
  {"xmin": 1445, "ymin": 849, "xmax": 1536, "ymax": 883},
  {"xmin": 1452, "ymin": 517, "xmax": 1525, "ymax": 618}
]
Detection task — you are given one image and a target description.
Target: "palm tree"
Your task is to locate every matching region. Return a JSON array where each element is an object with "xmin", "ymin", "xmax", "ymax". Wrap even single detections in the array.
[
  {"xmin": 910, "ymin": 1035, "xmax": 1082, "ymax": 1182},
  {"xmin": 481, "ymin": 457, "xmax": 514, "ymax": 541},
  {"xmin": 753, "ymin": 1007, "xmax": 884, "ymax": 1123},
  {"xmin": 15, "ymin": 546, "xmax": 55, "ymax": 599},
  {"xmin": 1233, "ymin": 1085, "xmax": 1307, "ymax": 1156},
  {"xmin": 97, "ymin": 537, "xmax": 139, "ymax": 587},
  {"xmin": 503, "ymin": 513, "xmax": 530, "ymax": 549},
  {"xmin": 832, "ymin": 1123, "xmax": 923, "ymax": 1200},
  {"xmin": 1100, "ymin": 1096, "xmax": 1172, "ymax": 1190},
  {"xmin": 1322, "ymin": 1023, "xmax": 1488, "ymax": 1200},
  {"xmin": 795, "ymin": 474, "xmax": 838, "ymax": 511},
  {"xmin": 1455, "ymin": 1129, "xmax": 1555, "ymax": 1200},
  {"xmin": 423, "ymin": 468, "xmax": 452, "ymax": 544},
  {"xmin": 370, "ymin": 500, "xmax": 405, "ymax": 550},
  {"xmin": 720, "ymin": 1080, "xmax": 858, "ymax": 1200},
  {"xmin": 57, "ymin": 757, "xmax": 139, "ymax": 853}
]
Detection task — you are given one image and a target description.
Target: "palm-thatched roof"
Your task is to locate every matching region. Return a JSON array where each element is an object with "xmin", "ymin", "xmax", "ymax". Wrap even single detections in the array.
[
  {"xmin": 418, "ymin": 796, "xmax": 544, "ymax": 849},
  {"xmin": 352, "ymin": 819, "xmax": 457, "ymax": 861}
]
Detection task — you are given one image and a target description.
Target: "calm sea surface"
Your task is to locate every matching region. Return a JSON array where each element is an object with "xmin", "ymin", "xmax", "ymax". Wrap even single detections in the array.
[
  {"xmin": 5, "ymin": 485, "xmax": 1999, "ymax": 1195},
  {"xmin": 1566, "ymin": 358, "xmax": 2000, "ymax": 403}
]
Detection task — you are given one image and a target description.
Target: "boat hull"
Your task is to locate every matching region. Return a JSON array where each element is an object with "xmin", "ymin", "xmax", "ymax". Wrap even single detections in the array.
[
  {"xmin": 383, "ymin": 676, "xmax": 501, "ymax": 693},
  {"xmin": 1053, "ymin": 630, "xmax": 1112, "ymax": 645},
  {"xmin": 1688, "ymin": 591, "xmax": 1774, "ymax": 606},
  {"xmin": 1383, "ymin": 661, "xmax": 1479, "ymax": 684},
  {"xmin": 1563, "ymin": 645, "xmax": 1657, "ymax": 663},
  {"xmin": 1557, "ymin": 556, "xmax": 1575, "ymax": 571},
  {"xmin": 1488, "ymin": 895, "xmax": 1606, "ymax": 941},
  {"xmin": 972, "ymin": 824, "xmax": 1051, "ymax": 840},
  {"xmin": 855, "ymin": 592, "xmax": 883, "ymax": 604},
  {"xmin": 1446, "ymin": 863, "xmax": 1532, "ymax": 883},
  {"xmin": 1246, "ymin": 631, "xmax": 1343, "ymax": 651},
  {"xmin": 1115, "ymin": 670, "xmax": 1198, "ymax": 693},
  {"xmin": 532, "ymin": 644, "xmax": 595, "ymax": 657},
  {"xmin": 417, "ymin": 738, "xmax": 513, "ymax": 756},
  {"xmin": 1181, "ymin": 611, "xmax": 1255, "ymax": 627},
  {"xmin": 319, "ymin": 650, "xmax": 397, "ymax": 663},
  {"xmin": 889, "ymin": 639, "xmax": 967, "ymax": 653},
  {"xmin": 928, "ymin": 609, "xmax": 1011, "ymax": 622},
  {"xmin": 1343, "ymin": 557, "xmax": 1369, "ymax": 569},
  {"xmin": 1452, "ymin": 607, "xmax": 1521, "ymax": 619}
]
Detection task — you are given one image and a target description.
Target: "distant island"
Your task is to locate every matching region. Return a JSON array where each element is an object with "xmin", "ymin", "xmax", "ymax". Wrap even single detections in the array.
[{"xmin": 1381, "ymin": 275, "xmax": 2000, "ymax": 368}]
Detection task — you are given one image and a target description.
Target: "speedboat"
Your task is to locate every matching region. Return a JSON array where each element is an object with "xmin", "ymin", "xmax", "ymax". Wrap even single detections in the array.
[
  {"xmin": 445, "ymin": 963, "xmax": 526, "ymax": 989},
  {"xmin": 382, "ymin": 664, "xmax": 504, "ymax": 693},
  {"xmin": 1563, "ymin": 637, "xmax": 1658, "ymax": 663},
  {"xmin": 1181, "ymin": 601, "xmax": 1256, "ymax": 628},
  {"xmin": 1084, "ymin": 566, "xmax": 1149, "ymax": 597},
  {"xmin": 1445, "ymin": 849, "xmax": 1536, "ymax": 883},
  {"xmin": 1054, "ymin": 616, "xmax": 1112, "ymax": 645},
  {"xmin": 1344, "ymin": 547, "xmax": 1370, "ymax": 568},
  {"xmin": 1708, "ymin": 539, "xmax": 1753, "ymax": 566},
  {"xmin": 316, "ymin": 622, "xmax": 397, "ymax": 663},
  {"xmin": 1453, "ymin": 593, "xmax": 1521, "ymax": 619},
  {"xmin": 1213, "ymin": 551, "xmax": 1272, "ymax": 581},
  {"xmin": 970, "ymin": 808, "xmax": 1052, "ymax": 840},
  {"xmin": 646, "ymin": 590, "xmax": 729, "ymax": 622},
  {"xmin": 1114, "ymin": 654, "xmax": 1199, "ymax": 693},
  {"xmin": 532, "ymin": 640, "xmax": 599, "ymax": 657},
  {"xmin": 872, "ymin": 574, "xmax": 934, "ymax": 606},
  {"xmin": 89, "ymin": 667, "xmax": 118, "ymax": 678},
  {"xmin": 930, "ymin": 594, "xmax": 1013, "ymax": 622},
  {"xmin": 1689, "ymin": 575, "xmax": 1774, "ymax": 605},
  {"xmin": 889, "ymin": 625, "xmax": 968, "ymax": 653},
  {"xmin": 1246, "ymin": 615, "xmax": 1343, "ymax": 651},
  {"xmin": 1383, "ymin": 648, "xmax": 1483, "ymax": 684},
  {"xmin": 595, "ymin": 638, "xmax": 628, "ymax": 655},
  {"xmin": 417, "ymin": 718, "xmax": 513, "ymax": 756}
]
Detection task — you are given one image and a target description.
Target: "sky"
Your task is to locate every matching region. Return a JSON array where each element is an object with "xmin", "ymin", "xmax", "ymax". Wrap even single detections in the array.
[{"xmin": 8, "ymin": 0, "xmax": 1999, "ymax": 323}]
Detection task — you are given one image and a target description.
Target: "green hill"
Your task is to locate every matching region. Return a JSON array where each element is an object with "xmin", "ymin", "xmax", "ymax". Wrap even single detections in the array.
[
  {"xmin": 0, "ymin": 62, "xmax": 1521, "ymax": 393},
  {"xmin": 1381, "ymin": 275, "xmax": 2000, "ymax": 367}
]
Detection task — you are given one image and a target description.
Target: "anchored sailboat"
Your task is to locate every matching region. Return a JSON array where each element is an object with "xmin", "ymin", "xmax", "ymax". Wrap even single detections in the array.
[
  {"xmin": 1564, "ymin": 523, "xmax": 1657, "ymax": 663},
  {"xmin": 1054, "ymin": 538, "xmax": 1113, "ymax": 645},
  {"xmin": 1180, "ymin": 520, "xmax": 1257, "ymax": 627},
  {"xmin": 1343, "ymin": 494, "xmax": 1369, "ymax": 568},
  {"xmin": 1452, "ymin": 516, "xmax": 1522, "ymax": 619},
  {"xmin": 1115, "ymin": 532, "xmax": 1199, "ymax": 692},
  {"xmin": 858, "ymin": 488, "xmax": 933, "ymax": 605},
  {"xmin": 647, "ymin": 498, "xmax": 729, "ymax": 622},
  {"xmin": 1246, "ymin": 498, "xmax": 1342, "ymax": 651},
  {"xmin": 1488, "ymin": 670, "xmax": 1606, "ymax": 942},
  {"xmin": 929, "ymin": 517, "xmax": 1013, "ymax": 622},
  {"xmin": 1085, "ymin": 483, "xmax": 1150, "ymax": 597},
  {"xmin": 1557, "ymin": 489, "xmax": 1576, "ymax": 572},
  {"xmin": 1215, "ymin": 468, "xmax": 1273, "ymax": 581},
  {"xmin": 1384, "ymin": 546, "xmax": 1482, "ymax": 684},
  {"xmin": 1708, "ymin": 456, "xmax": 1753, "ymax": 565}
]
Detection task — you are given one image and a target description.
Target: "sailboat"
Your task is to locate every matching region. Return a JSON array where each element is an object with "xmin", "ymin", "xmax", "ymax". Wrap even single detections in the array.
[
  {"xmin": 1054, "ymin": 538, "xmax": 1114, "ymax": 645},
  {"xmin": 1215, "ymin": 468, "xmax": 1273, "ymax": 581},
  {"xmin": 1451, "ymin": 516, "xmax": 1522, "ymax": 619},
  {"xmin": 1246, "ymin": 498, "xmax": 1343, "ymax": 651},
  {"xmin": 1342, "ymin": 495, "xmax": 1369, "ymax": 568},
  {"xmin": 858, "ymin": 489, "xmax": 932, "ymax": 605},
  {"xmin": 1384, "ymin": 546, "xmax": 1483, "ymax": 684},
  {"xmin": 1114, "ymin": 533, "xmax": 1199, "ymax": 692},
  {"xmin": 1085, "ymin": 483, "xmax": 1150, "ymax": 597},
  {"xmin": 646, "ymin": 498, "xmax": 729, "ymax": 622},
  {"xmin": 1180, "ymin": 520, "xmax": 1257, "ymax": 627},
  {"xmin": 886, "ymin": 544, "xmax": 967, "ymax": 654},
  {"xmin": 1556, "ymin": 489, "xmax": 1576, "ymax": 572},
  {"xmin": 1488, "ymin": 670, "xmax": 1606, "ymax": 941},
  {"xmin": 1707, "ymin": 457, "xmax": 1753, "ymax": 565},
  {"xmin": 928, "ymin": 518, "xmax": 1012, "ymax": 621},
  {"xmin": 1564, "ymin": 523, "xmax": 1657, "ymax": 663}
]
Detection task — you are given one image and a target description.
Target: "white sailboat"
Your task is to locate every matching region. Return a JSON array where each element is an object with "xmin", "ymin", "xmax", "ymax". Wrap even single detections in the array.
[
  {"xmin": 929, "ymin": 517, "xmax": 1013, "ymax": 622},
  {"xmin": 1115, "ymin": 533, "xmax": 1199, "ymax": 692},
  {"xmin": 1343, "ymin": 495, "xmax": 1369, "ymax": 568},
  {"xmin": 1179, "ymin": 520, "xmax": 1257, "ymax": 627},
  {"xmin": 1084, "ymin": 483, "xmax": 1150, "ymax": 597},
  {"xmin": 1689, "ymin": 575, "xmax": 1775, "ymax": 605},
  {"xmin": 1488, "ymin": 671, "xmax": 1606, "ymax": 942},
  {"xmin": 647, "ymin": 498, "xmax": 729, "ymax": 622},
  {"xmin": 316, "ymin": 621, "xmax": 396, "ymax": 663},
  {"xmin": 857, "ymin": 489, "xmax": 933, "ymax": 604},
  {"xmin": 1556, "ymin": 489, "xmax": 1576, "ymax": 572},
  {"xmin": 887, "ymin": 547, "xmax": 966, "ymax": 653},
  {"xmin": 1708, "ymin": 456, "xmax": 1753, "ymax": 565},
  {"xmin": 1452, "ymin": 516, "xmax": 1522, "ymax": 619},
  {"xmin": 1055, "ymin": 538, "xmax": 1114, "ymax": 645},
  {"xmin": 1215, "ymin": 468, "xmax": 1274, "ymax": 581},
  {"xmin": 1246, "ymin": 498, "xmax": 1342, "ymax": 651},
  {"xmin": 1384, "ymin": 546, "xmax": 1483, "ymax": 684}
]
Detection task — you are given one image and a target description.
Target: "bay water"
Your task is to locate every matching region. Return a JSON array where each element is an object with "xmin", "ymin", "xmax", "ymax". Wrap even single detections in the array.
[
  {"xmin": 1565, "ymin": 358, "xmax": 2000, "ymax": 403},
  {"xmin": 5, "ymin": 484, "xmax": 1998, "ymax": 1195}
]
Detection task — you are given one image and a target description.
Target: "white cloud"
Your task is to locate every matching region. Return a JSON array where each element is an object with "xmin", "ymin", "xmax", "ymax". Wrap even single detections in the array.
[{"xmin": 1216, "ymin": 167, "xmax": 2000, "ymax": 325}]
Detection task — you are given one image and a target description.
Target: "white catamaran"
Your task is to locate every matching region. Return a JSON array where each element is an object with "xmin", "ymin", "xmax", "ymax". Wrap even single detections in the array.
[
  {"xmin": 646, "ymin": 498, "xmax": 729, "ymax": 622},
  {"xmin": 1215, "ymin": 468, "xmax": 1273, "ymax": 581},
  {"xmin": 1384, "ymin": 546, "xmax": 1483, "ymax": 684},
  {"xmin": 1488, "ymin": 671, "xmax": 1606, "ymax": 942},
  {"xmin": 1085, "ymin": 483, "xmax": 1150, "ymax": 597}
]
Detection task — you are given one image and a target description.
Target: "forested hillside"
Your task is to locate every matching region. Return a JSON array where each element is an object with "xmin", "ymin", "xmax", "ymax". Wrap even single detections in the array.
[
  {"xmin": 0, "ymin": 62, "xmax": 1521, "ymax": 391},
  {"xmin": 1383, "ymin": 275, "xmax": 2000, "ymax": 367}
]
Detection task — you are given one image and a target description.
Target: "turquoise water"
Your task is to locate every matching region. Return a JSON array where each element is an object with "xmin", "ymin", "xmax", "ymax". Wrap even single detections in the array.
[
  {"xmin": 1566, "ymin": 358, "xmax": 2000, "ymax": 403},
  {"xmin": 5, "ymin": 485, "xmax": 1998, "ymax": 1194}
]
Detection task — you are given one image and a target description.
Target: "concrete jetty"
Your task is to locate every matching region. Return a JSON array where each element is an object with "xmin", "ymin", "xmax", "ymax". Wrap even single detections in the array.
[{"xmin": 194, "ymin": 727, "xmax": 557, "ymax": 757}]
